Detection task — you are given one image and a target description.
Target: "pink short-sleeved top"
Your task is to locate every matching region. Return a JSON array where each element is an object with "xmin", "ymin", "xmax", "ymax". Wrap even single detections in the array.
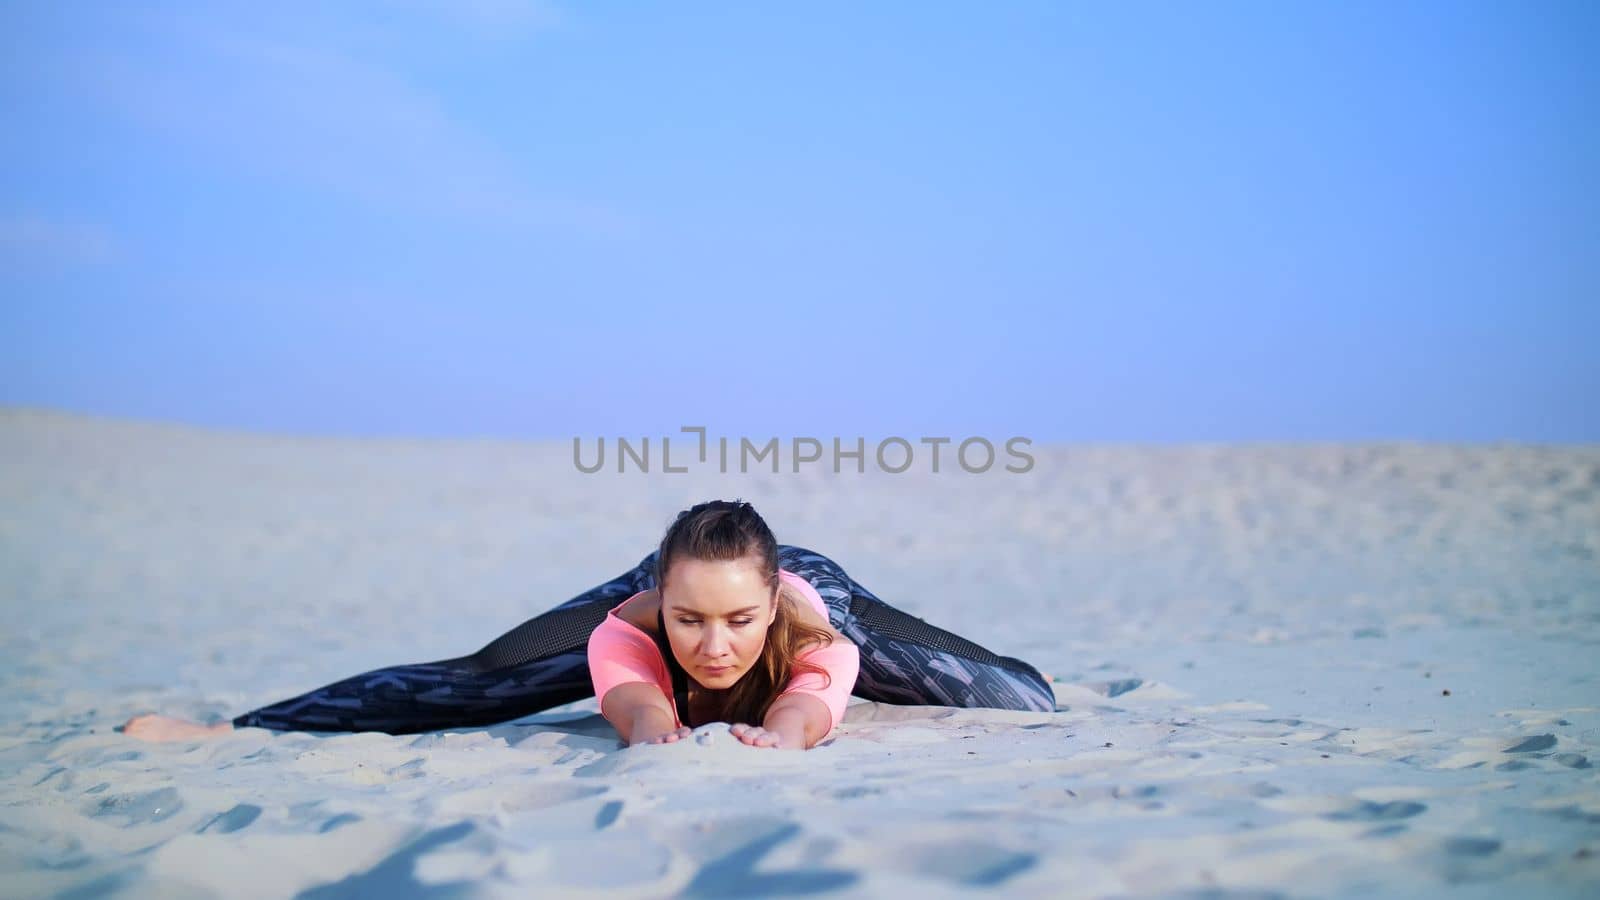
[{"xmin": 587, "ymin": 568, "xmax": 859, "ymax": 735}]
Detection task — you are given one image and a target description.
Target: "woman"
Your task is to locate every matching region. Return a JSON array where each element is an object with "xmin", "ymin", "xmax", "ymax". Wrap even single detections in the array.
[{"xmin": 124, "ymin": 500, "xmax": 1055, "ymax": 750}]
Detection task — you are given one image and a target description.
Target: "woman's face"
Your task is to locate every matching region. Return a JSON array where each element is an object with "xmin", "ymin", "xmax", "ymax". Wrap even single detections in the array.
[{"xmin": 660, "ymin": 557, "xmax": 776, "ymax": 689}]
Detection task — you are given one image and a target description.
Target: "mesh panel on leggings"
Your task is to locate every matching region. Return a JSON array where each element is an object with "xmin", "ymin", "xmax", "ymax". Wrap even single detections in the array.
[
  {"xmin": 466, "ymin": 601, "xmax": 614, "ymax": 672},
  {"xmin": 848, "ymin": 595, "xmax": 1037, "ymax": 676}
]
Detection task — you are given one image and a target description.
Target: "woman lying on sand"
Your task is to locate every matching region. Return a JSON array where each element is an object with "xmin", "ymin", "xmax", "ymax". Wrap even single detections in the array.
[{"xmin": 125, "ymin": 499, "xmax": 1055, "ymax": 750}]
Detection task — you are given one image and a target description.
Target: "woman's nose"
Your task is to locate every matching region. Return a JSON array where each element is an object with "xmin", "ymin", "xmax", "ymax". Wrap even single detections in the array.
[{"xmin": 700, "ymin": 626, "xmax": 732, "ymax": 656}]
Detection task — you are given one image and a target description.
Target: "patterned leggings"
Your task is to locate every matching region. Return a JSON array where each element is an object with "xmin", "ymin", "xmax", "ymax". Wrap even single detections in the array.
[{"xmin": 232, "ymin": 545, "xmax": 1055, "ymax": 734}]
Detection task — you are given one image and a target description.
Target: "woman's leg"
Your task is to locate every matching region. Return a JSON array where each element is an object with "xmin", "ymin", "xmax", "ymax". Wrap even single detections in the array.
[
  {"xmin": 232, "ymin": 552, "xmax": 659, "ymax": 734},
  {"xmin": 777, "ymin": 545, "xmax": 1056, "ymax": 713}
]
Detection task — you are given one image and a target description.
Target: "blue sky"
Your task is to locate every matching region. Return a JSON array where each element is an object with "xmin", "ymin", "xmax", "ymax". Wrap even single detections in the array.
[{"xmin": 3, "ymin": 1, "xmax": 1595, "ymax": 442}]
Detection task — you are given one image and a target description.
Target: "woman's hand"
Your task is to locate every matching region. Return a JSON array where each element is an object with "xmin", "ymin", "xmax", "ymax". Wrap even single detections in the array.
[
  {"xmin": 632, "ymin": 725, "xmax": 692, "ymax": 746},
  {"xmin": 121, "ymin": 714, "xmax": 232, "ymax": 742},
  {"xmin": 729, "ymin": 722, "xmax": 789, "ymax": 749}
]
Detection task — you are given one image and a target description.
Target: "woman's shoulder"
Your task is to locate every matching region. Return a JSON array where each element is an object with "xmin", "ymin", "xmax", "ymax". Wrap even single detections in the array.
[
  {"xmin": 778, "ymin": 572, "xmax": 843, "ymax": 643},
  {"xmin": 609, "ymin": 588, "xmax": 661, "ymax": 636}
]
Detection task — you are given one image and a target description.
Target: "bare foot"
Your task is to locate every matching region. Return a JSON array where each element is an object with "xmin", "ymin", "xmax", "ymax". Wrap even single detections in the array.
[{"xmin": 122, "ymin": 714, "xmax": 233, "ymax": 742}]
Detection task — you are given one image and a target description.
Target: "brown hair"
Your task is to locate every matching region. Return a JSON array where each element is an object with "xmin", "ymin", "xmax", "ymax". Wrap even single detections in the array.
[{"xmin": 654, "ymin": 499, "xmax": 837, "ymax": 726}]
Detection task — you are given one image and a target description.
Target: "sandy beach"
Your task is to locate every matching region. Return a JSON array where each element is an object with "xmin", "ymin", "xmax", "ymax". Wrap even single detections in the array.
[{"xmin": 2, "ymin": 408, "xmax": 1596, "ymax": 898}]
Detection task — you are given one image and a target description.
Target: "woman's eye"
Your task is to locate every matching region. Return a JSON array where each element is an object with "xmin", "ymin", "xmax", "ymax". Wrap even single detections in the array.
[{"xmin": 677, "ymin": 619, "xmax": 755, "ymax": 627}]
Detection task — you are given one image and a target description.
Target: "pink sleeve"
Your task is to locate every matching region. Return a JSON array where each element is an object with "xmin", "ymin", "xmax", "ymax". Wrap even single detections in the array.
[
  {"xmin": 586, "ymin": 609, "xmax": 671, "ymax": 717},
  {"xmin": 778, "ymin": 637, "xmax": 860, "ymax": 735},
  {"xmin": 776, "ymin": 569, "xmax": 859, "ymax": 735}
]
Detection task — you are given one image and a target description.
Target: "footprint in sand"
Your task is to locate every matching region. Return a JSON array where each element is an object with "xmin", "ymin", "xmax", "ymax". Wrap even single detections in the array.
[
  {"xmin": 1503, "ymin": 734, "xmax": 1556, "ymax": 753},
  {"xmin": 1442, "ymin": 836, "xmax": 1501, "ymax": 857},
  {"xmin": 1323, "ymin": 800, "xmax": 1427, "ymax": 822},
  {"xmin": 676, "ymin": 818, "xmax": 858, "ymax": 898},
  {"xmin": 320, "ymin": 813, "xmax": 362, "ymax": 833},
  {"xmin": 594, "ymin": 799, "xmax": 623, "ymax": 829},
  {"xmin": 86, "ymin": 786, "xmax": 183, "ymax": 825},
  {"xmin": 890, "ymin": 840, "xmax": 1039, "ymax": 887},
  {"xmin": 196, "ymin": 803, "xmax": 261, "ymax": 834}
]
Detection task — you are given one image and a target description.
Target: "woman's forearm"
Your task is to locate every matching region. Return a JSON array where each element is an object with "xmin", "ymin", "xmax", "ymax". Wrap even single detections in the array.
[
  {"xmin": 761, "ymin": 706, "xmax": 812, "ymax": 750},
  {"xmin": 625, "ymin": 706, "xmax": 678, "ymax": 746}
]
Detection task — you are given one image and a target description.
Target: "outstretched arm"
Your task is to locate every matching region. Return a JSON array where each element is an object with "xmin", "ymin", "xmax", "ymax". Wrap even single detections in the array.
[
  {"xmin": 599, "ymin": 681, "xmax": 686, "ymax": 746},
  {"xmin": 761, "ymin": 635, "xmax": 859, "ymax": 749},
  {"xmin": 761, "ymin": 693, "xmax": 831, "ymax": 750}
]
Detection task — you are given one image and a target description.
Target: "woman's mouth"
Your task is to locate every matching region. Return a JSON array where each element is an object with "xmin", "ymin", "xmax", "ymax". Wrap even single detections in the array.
[{"xmin": 702, "ymin": 665, "xmax": 732, "ymax": 674}]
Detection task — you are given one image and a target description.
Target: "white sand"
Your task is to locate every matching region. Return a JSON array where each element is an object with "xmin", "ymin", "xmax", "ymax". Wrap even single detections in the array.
[{"xmin": 1, "ymin": 408, "xmax": 1597, "ymax": 898}]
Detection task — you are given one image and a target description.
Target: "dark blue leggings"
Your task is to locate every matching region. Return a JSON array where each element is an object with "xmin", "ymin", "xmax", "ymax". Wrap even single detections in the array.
[{"xmin": 233, "ymin": 545, "xmax": 1055, "ymax": 734}]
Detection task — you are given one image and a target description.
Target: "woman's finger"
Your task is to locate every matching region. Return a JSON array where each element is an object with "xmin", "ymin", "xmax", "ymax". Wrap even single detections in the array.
[{"xmin": 651, "ymin": 726, "xmax": 691, "ymax": 744}]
